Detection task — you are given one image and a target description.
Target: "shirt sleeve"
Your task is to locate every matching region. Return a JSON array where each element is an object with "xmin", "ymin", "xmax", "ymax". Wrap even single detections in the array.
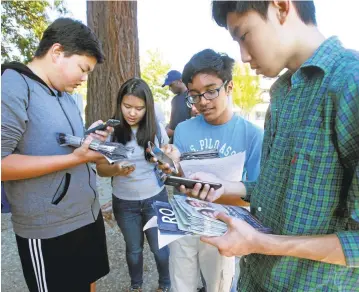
[
  {"xmin": 1, "ymin": 70, "xmax": 29, "ymax": 158},
  {"xmin": 336, "ymin": 171, "xmax": 359, "ymax": 267},
  {"xmin": 241, "ymin": 124, "xmax": 264, "ymax": 202},
  {"xmin": 245, "ymin": 127, "xmax": 264, "ymax": 181},
  {"xmin": 173, "ymin": 123, "xmax": 185, "ymax": 153},
  {"xmin": 334, "ymin": 67, "xmax": 359, "ymax": 268},
  {"xmin": 242, "ymin": 181, "xmax": 257, "ymax": 203}
]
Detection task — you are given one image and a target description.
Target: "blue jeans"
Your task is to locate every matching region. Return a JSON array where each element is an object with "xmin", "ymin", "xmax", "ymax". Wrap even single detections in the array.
[{"xmin": 112, "ymin": 188, "xmax": 170, "ymax": 288}]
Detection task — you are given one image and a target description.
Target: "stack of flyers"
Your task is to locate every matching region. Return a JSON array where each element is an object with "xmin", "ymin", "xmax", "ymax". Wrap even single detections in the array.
[
  {"xmin": 143, "ymin": 201, "xmax": 188, "ymax": 249},
  {"xmin": 180, "ymin": 149, "xmax": 220, "ymax": 161},
  {"xmin": 144, "ymin": 195, "xmax": 272, "ymax": 248},
  {"xmin": 152, "ymin": 201, "xmax": 187, "ymax": 236},
  {"xmin": 56, "ymin": 132, "xmax": 134, "ymax": 164},
  {"xmin": 171, "ymin": 195, "xmax": 272, "ymax": 236}
]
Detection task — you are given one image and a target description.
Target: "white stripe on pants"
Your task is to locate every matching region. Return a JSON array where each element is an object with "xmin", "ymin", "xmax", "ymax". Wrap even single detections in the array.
[
  {"xmin": 169, "ymin": 236, "xmax": 235, "ymax": 292},
  {"xmin": 29, "ymin": 239, "xmax": 48, "ymax": 292}
]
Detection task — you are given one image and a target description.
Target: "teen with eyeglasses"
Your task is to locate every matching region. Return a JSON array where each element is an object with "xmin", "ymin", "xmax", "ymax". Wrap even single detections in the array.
[{"xmin": 153, "ymin": 49, "xmax": 263, "ymax": 292}]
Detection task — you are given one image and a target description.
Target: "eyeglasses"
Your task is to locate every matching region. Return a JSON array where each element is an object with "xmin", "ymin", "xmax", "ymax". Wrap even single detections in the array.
[
  {"xmin": 186, "ymin": 100, "xmax": 192, "ymax": 109},
  {"xmin": 186, "ymin": 81, "xmax": 228, "ymax": 104}
]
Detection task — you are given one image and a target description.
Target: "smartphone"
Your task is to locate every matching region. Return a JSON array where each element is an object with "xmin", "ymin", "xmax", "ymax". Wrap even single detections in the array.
[
  {"xmin": 121, "ymin": 162, "xmax": 136, "ymax": 169},
  {"xmin": 164, "ymin": 175, "xmax": 222, "ymax": 190},
  {"xmin": 85, "ymin": 119, "xmax": 121, "ymax": 135},
  {"xmin": 147, "ymin": 141, "xmax": 179, "ymax": 174}
]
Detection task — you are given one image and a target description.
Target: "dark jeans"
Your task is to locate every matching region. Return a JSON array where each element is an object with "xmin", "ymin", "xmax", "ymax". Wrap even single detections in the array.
[{"xmin": 112, "ymin": 188, "xmax": 170, "ymax": 288}]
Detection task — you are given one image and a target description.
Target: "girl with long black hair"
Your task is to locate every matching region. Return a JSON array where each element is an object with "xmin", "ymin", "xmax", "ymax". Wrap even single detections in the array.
[{"xmin": 97, "ymin": 78, "xmax": 170, "ymax": 292}]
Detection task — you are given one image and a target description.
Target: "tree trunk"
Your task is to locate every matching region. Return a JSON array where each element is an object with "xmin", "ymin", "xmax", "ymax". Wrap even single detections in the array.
[{"xmin": 86, "ymin": 1, "xmax": 140, "ymax": 126}]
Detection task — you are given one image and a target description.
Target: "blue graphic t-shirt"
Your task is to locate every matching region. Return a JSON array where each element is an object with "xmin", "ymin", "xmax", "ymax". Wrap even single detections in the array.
[{"xmin": 173, "ymin": 114, "xmax": 263, "ymax": 181}]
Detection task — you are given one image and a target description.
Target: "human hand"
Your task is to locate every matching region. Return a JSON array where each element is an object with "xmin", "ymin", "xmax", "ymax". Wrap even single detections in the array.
[
  {"xmin": 146, "ymin": 144, "xmax": 181, "ymax": 174},
  {"xmin": 179, "ymin": 172, "xmax": 225, "ymax": 202},
  {"xmin": 73, "ymin": 135, "xmax": 104, "ymax": 163},
  {"xmin": 201, "ymin": 211, "xmax": 263, "ymax": 257},
  {"xmin": 87, "ymin": 120, "xmax": 114, "ymax": 142},
  {"xmin": 114, "ymin": 161, "xmax": 136, "ymax": 176}
]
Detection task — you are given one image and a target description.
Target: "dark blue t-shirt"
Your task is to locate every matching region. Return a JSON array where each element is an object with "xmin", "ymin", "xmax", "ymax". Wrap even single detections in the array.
[{"xmin": 168, "ymin": 92, "xmax": 191, "ymax": 130}]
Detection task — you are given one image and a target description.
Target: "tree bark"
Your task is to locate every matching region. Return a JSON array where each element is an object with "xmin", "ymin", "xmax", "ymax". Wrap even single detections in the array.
[{"xmin": 86, "ymin": 1, "xmax": 140, "ymax": 126}]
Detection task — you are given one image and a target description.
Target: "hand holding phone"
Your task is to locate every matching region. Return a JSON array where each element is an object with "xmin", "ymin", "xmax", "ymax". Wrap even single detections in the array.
[
  {"xmin": 115, "ymin": 161, "xmax": 135, "ymax": 176},
  {"xmin": 121, "ymin": 162, "xmax": 136, "ymax": 170},
  {"xmin": 85, "ymin": 119, "xmax": 121, "ymax": 135},
  {"xmin": 164, "ymin": 175, "xmax": 222, "ymax": 190},
  {"xmin": 177, "ymin": 172, "xmax": 225, "ymax": 202},
  {"xmin": 147, "ymin": 141, "xmax": 179, "ymax": 174}
]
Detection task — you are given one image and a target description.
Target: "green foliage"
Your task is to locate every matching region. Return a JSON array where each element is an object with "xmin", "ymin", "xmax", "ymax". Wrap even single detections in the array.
[
  {"xmin": 141, "ymin": 49, "xmax": 172, "ymax": 102},
  {"xmin": 53, "ymin": 0, "xmax": 69, "ymax": 15},
  {"xmin": 232, "ymin": 62, "xmax": 262, "ymax": 116},
  {"xmin": 1, "ymin": 0, "xmax": 69, "ymax": 63}
]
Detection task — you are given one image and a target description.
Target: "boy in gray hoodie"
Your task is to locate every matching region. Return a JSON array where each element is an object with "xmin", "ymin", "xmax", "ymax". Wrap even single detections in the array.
[{"xmin": 2, "ymin": 18, "xmax": 111, "ymax": 292}]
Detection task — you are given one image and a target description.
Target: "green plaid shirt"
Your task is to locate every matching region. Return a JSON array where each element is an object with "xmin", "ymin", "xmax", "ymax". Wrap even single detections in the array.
[{"xmin": 241, "ymin": 37, "xmax": 359, "ymax": 291}]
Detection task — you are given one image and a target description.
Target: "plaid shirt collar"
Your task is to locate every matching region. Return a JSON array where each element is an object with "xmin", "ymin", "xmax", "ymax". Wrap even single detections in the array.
[{"xmin": 271, "ymin": 36, "xmax": 343, "ymax": 97}]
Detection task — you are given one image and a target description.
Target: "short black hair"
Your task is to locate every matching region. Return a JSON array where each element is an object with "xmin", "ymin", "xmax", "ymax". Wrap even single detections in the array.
[
  {"xmin": 182, "ymin": 49, "xmax": 235, "ymax": 87},
  {"xmin": 35, "ymin": 18, "xmax": 105, "ymax": 63},
  {"xmin": 212, "ymin": 0, "xmax": 317, "ymax": 28}
]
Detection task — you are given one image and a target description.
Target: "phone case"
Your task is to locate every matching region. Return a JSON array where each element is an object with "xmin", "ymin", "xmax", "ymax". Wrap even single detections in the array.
[
  {"xmin": 164, "ymin": 176, "xmax": 222, "ymax": 190},
  {"xmin": 85, "ymin": 119, "xmax": 121, "ymax": 135}
]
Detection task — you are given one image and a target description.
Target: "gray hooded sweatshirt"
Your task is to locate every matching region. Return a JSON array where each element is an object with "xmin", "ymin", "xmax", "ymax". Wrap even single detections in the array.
[{"xmin": 1, "ymin": 63, "xmax": 100, "ymax": 239}]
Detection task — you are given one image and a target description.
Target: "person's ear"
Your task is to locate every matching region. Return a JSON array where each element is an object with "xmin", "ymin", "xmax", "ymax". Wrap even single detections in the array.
[
  {"xmin": 49, "ymin": 43, "xmax": 64, "ymax": 63},
  {"xmin": 226, "ymin": 80, "xmax": 234, "ymax": 95},
  {"xmin": 272, "ymin": 0, "xmax": 290, "ymax": 25}
]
